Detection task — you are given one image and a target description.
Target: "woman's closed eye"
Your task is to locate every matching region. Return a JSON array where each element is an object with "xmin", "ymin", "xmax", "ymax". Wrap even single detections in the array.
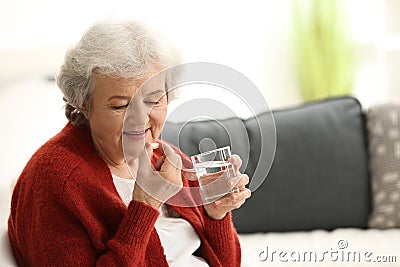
[
  {"xmin": 144, "ymin": 94, "xmax": 166, "ymax": 106},
  {"xmin": 112, "ymin": 103, "xmax": 129, "ymax": 110},
  {"xmin": 145, "ymin": 101, "xmax": 160, "ymax": 106}
]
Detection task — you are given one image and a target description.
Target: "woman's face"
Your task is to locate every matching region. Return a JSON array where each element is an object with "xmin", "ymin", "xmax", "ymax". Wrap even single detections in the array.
[{"xmin": 85, "ymin": 72, "xmax": 168, "ymax": 168}]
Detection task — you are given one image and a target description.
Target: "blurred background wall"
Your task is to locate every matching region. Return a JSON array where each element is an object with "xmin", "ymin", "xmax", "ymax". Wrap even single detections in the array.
[{"xmin": 0, "ymin": 0, "xmax": 399, "ymax": 184}]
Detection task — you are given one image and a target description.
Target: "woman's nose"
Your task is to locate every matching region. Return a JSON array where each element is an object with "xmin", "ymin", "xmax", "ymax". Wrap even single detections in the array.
[{"xmin": 125, "ymin": 97, "xmax": 150, "ymax": 129}]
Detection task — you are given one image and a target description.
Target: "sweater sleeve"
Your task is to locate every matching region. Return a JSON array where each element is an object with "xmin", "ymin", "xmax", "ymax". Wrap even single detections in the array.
[
  {"xmin": 99, "ymin": 201, "xmax": 161, "ymax": 266},
  {"xmin": 201, "ymin": 210, "xmax": 242, "ymax": 267},
  {"xmin": 21, "ymin": 168, "xmax": 162, "ymax": 267}
]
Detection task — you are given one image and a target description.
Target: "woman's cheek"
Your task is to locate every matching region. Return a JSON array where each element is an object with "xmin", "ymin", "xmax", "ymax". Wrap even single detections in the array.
[{"xmin": 153, "ymin": 115, "xmax": 166, "ymax": 138}]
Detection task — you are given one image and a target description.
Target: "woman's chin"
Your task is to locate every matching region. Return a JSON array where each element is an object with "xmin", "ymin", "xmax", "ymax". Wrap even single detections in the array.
[{"xmin": 122, "ymin": 138, "xmax": 145, "ymax": 160}]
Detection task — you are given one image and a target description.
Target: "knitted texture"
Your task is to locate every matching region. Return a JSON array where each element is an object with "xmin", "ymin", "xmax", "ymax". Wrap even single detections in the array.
[
  {"xmin": 8, "ymin": 123, "xmax": 241, "ymax": 266},
  {"xmin": 367, "ymin": 104, "xmax": 400, "ymax": 228}
]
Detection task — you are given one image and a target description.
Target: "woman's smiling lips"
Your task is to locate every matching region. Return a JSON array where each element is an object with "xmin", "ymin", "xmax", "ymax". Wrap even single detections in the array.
[{"xmin": 123, "ymin": 128, "xmax": 150, "ymax": 141}]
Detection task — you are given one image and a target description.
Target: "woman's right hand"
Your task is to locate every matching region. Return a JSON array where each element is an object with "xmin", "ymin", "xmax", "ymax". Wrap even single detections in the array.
[{"xmin": 132, "ymin": 142, "xmax": 183, "ymax": 209}]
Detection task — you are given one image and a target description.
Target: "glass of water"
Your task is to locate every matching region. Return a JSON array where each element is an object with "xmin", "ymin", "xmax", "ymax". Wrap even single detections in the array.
[{"xmin": 190, "ymin": 146, "xmax": 241, "ymax": 204}]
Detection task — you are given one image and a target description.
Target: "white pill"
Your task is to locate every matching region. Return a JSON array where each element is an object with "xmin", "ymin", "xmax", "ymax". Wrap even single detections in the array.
[{"xmin": 151, "ymin": 143, "xmax": 160, "ymax": 149}]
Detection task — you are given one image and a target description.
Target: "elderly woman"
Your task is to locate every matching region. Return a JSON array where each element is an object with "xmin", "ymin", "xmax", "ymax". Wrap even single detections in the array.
[{"xmin": 8, "ymin": 20, "xmax": 251, "ymax": 266}]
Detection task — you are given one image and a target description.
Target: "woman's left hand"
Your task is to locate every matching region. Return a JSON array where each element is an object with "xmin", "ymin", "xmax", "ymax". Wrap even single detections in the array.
[{"xmin": 204, "ymin": 155, "xmax": 252, "ymax": 220}]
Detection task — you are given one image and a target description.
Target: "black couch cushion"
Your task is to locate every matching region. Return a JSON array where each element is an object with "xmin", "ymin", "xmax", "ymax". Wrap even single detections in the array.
[
  {"xmin": 162, "ymin": 97, "xmax": 371, "ymax": 232},
  {"xmin": 234, "ymin": 97, "xmax": 371, "ymax": 232}
]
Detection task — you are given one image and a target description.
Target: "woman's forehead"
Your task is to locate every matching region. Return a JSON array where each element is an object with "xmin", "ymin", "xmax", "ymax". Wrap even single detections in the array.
[{"xmin": 93, "ymin": 72, "xmax": 166, "ymax": 98}]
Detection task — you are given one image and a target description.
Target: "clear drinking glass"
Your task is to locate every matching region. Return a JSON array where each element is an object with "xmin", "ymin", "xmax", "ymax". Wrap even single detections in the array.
[{"xmin": 190, "ymin": 146, "xmax": 240, "ymax": 204}]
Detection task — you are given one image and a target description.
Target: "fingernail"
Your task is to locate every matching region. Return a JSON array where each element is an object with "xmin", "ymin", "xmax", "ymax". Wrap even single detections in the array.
[
  {"xmin": 215, "ymin": 200, "xmax": 222, "ymax": 205},
  {"xmin": 151, "ymin": 143, "xmax": 159, "ymax": 149}
]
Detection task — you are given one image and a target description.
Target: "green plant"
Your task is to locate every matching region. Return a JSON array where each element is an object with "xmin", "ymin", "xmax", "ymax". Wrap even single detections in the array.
[{"xmin": 293, "ymin": 0, "xmax": 355, "ymax": 102}]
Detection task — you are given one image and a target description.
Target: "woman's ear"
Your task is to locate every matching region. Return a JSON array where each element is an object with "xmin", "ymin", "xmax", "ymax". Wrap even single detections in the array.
[
  {"xmin": 81, "ymin": 103, "xmax": 90, "ymax": 120},
  {"xmin": 82, "ymin": 110, "xmax": 89, "ymax": 120}
]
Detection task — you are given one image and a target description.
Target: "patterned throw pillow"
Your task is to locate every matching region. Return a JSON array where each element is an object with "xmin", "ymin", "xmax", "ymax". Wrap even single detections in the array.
[{"xmin": 368, "ymin": 104, "xmax": 400, "ymax": 228}]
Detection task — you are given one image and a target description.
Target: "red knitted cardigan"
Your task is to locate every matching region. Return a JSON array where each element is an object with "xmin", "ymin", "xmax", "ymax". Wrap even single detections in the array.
[{"xmin": 8, "ymin": 123, "xmax": 241, "ymax": 266}]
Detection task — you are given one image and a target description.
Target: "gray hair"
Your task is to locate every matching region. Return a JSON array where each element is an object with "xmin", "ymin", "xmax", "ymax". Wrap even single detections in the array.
[{"xmin": 56, "ymin": 19, "xmax": 181, "ymax": 125}]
